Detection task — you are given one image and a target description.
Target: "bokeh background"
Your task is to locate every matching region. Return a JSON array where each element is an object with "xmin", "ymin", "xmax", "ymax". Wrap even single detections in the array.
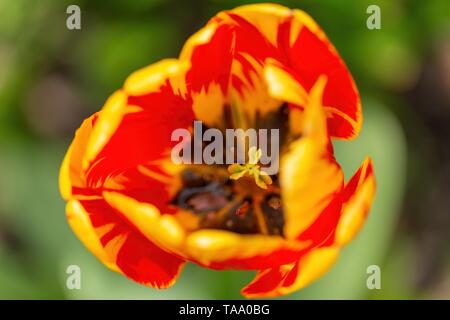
[{"xmin": 1, "ymin": 0, "xmax": 449, "ymax": 299}]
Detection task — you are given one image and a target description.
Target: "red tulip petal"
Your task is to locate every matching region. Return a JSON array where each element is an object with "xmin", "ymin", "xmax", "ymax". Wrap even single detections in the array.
[
  {"xmin": 185, "ymin": 229, "xmax": 310, "ymax": 270},
  {"xmin": 85, "ymin": 84, "xmax": 194, "ymax": 189},
  {"xmin": 284, "ymin": 14, "xmax": 361, "ymax": 139},
  {"xmin": 335, "ymin": 157, "xmax": 376, "ymax": 245},
  {"xmin": 242, "ymin": 246, "xmax": 339, "ymax": 298},
  {"xmin": 76, "ymin": 198, "xmax": 185, "ymax": 288},
  {"xmin": 181, "ymin": 4, "xmax": 361, "ymax": 138}
]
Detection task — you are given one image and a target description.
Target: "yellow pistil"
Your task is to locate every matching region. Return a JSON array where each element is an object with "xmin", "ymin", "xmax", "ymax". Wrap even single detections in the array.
[{"xmin": 227, "ymin": 147, "xmax": 273, "ymax": 189}]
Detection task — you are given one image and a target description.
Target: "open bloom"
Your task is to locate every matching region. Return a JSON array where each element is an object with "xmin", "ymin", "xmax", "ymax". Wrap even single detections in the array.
[{"xmin": 59, "ymin": 3, "xmax": 375, "ymax": 297}]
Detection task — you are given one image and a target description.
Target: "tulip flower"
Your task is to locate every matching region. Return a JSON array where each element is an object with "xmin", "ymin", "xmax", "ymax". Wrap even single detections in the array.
[{"xmin": 59, "ymin": 3, "xmax": 375, "ymax": 297}]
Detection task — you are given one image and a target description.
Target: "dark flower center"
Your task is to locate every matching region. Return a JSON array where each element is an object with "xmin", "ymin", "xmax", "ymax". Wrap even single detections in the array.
[
  {"xmin": 172, "ymin": 167, "xmax": 285, "ymax": 236},
  {"xmin": 170, "ymin": 104, "xmax": 295, "ymax": 236}
]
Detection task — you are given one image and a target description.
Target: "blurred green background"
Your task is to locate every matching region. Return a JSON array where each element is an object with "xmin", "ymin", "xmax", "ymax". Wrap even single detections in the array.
[{"xmin": 1, "ymin": 0, "xmax": 450, "ymax": 299}]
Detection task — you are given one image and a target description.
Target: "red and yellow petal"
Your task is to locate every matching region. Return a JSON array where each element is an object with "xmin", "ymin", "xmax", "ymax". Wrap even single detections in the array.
[
  {"xmin": 181, "ymin": 20, "xmax": 280, "ymax": 126},
  {"xmin": 83, "ymin": 64, "xmax": 194, "ymax": 192},
  {"xmin": 66, "ymin": 200, "xmax": 121, "ymax": 273},
  {"xmin": 102, "ymin": 191, "xmax": 186, "ymax": 256},
  {"xmin": 264, "ymin": 58, "xmax": 309, "ymax": 107},
  {"xmin": 185, "ymin": 229, "xmax": 310, "ymax": 270},
  {"xmin": 59, "ymin": 113, "xmax": 97, "ymax": 200},
  {"xmin": 181, "ymin": 3, "xmax": 361, "ymax": 139},
  {"xmin": 116, "ymin": 232, "xmax": 184, "ymax": 288},
  {"xmin": 68, "ymin": 198, "xmax": 185, "ymax": 288},
  {"xmin": 99, "ymin": 191, "xmax": 311, "ymax": 270},
  {"xmin": 60, "ymin": 59, "xmax": 195, "ymax": 213},
  {"xmin": 180, "ymin": 4, "xmax": 284, "ymax": 126},
  {"xmin": 283, "ymin": 9, "xmax": 361, "ymax": 139},
  {"xmin": 124, "ymin": 59, "xmax": 189, "ymax": 97},
  {"xmin": 335, "ymin": 157, "xmax": 376, "ymax": 245},
  {"xmin": 242, "ymin": 246, "xmax": 340, "ymax": 298},
  {"xmin": 60, "ymin": 60, "xmax": 195, "ymax": 288},
  {"xmin": 281, "ymin": 76, "xmax": 344, "ymax": 239},
  {"xmin": 243, "ymin": 158, "xmax": 375, "ymax": 298}
]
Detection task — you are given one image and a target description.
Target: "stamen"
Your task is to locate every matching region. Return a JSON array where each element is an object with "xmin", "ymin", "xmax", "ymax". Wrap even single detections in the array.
[
  {"xmin": 261, "ymin": 194, "xmax": 284, "ymax": 236},
  {"xmin": 215, "ymin": 194, "xmax": 245, "ymax": 220},
  {"xmin": 268, "ymin": 196, "xmax": 281, "ymax": 210},
  {"xmin": 227, "ymin": 147, "xmax": 273, "ymax": 189},
  {"xmin": 236, "ymin": 201, "xmax": 250, "ymax": 217},
  {"xmin": 253, "ymin": 196, "xmax": 269, "ymax": 235}
]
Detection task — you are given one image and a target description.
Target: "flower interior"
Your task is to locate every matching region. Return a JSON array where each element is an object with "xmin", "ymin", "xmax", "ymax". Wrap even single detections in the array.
[{"xmin": 171, "ymin": 104, "xmax": 300, "ymax": 236}]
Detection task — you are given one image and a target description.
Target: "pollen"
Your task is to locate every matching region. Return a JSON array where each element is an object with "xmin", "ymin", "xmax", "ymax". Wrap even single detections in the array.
[{"xmin": 227, "ymin": 147, "xmax": 273, "ymax": 190}]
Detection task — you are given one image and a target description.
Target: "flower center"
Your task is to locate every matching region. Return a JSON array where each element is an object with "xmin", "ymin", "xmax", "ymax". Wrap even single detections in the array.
[
  {"xmin": 170, "ymin": 105, "xmax": 293, "ymax": 236},
  {"xmin": 172, "ymin": 166, "xmax": 284, "ymax": 235},
  {"xmin": 227, "ymin": 147, "xmax": 273, "ymax": 190}
]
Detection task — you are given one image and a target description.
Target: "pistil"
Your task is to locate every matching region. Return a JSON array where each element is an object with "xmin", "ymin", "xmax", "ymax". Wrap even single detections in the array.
[{"xmin": 227, "ymin": 147, "xmax": 273, "ymax": 189}]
